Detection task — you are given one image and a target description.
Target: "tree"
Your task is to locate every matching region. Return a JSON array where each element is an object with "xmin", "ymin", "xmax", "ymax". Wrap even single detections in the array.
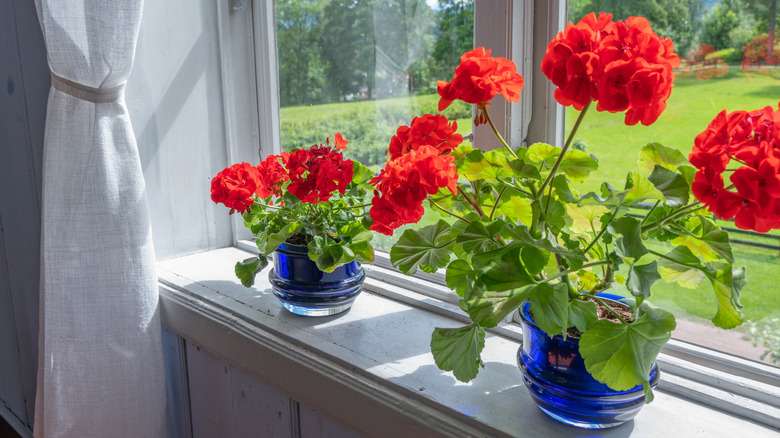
[
  {"xmin": 276, "ymin": 0, "xmax": 328, "ymax": 106},
  {"xmin": 569, "ymin": 0, "xmax": 696, "ymax": 55},
  {"xmin": 431, "ymin": 0, "xmax": 474, "ymax": 81},
  {"xmin": 320, "ymin": 0, "xmax": 377, "ymax": 101},
  {"xmin": 700, "ymin": 0, "xmax": 757, "ymax": 51}
]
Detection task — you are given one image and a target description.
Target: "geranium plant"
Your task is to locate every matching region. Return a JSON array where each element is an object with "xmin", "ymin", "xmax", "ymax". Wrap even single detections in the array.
[
  {"xmin": 211, "ymin": 134, "xmax": 376, "ymax": 286},
  {"xmin": 371, "ymin": 12, "xmax": 780, "ymax": 400}
]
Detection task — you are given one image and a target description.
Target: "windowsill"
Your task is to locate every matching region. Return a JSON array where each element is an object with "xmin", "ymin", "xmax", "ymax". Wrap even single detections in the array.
[{"xmin": 157, "ymin": 246, "xmax": 779, "ymax": 437}]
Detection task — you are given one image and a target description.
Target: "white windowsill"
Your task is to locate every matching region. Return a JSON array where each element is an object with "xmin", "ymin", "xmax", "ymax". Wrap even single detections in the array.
[{"xmin": 157, "ymin": 246, "xmax": 780, "ymax": 437}]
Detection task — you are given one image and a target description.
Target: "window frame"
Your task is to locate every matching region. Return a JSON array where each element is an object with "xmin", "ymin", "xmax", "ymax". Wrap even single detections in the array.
[{"xmin": 219, "ymin": 0, "xmax": 780, "ymax": 428}]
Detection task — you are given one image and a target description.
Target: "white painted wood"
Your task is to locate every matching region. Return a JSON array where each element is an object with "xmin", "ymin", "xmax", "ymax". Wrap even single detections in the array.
[
  {"xmin": 128, "ymin": 0, "xmax": 236, "ymax": 259},
  {"xmin": 185, "ymin": 340, "xmax": 236, "ymax": 438},
  {"xmin": 526, "ymin": 0, "xmax": 566, "ymax": 147},
  {"xmin": 162, "ymin": 329, "xmax": 194, "ymax": 438},
  {"xmin": 299, "ymin": 405, "xmax": 360, "ymax": 438},
  {"xmin": 251, "ymin": 0, "xmax": 282, "ymax": 158},
  {"xmin": 158, "ymin": 247, "xmax": 780, "ymax": 437},
  {"xmin": 0, "ymin": 0, "xmax": 48, "ymax": 431},
  {"xmin": 231, "ymin": 366, "xmax": 295, "ymax": 438}
]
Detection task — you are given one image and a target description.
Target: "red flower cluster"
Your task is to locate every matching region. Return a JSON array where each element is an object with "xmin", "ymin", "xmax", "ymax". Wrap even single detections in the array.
[
  {"xmin": 690, "ymin": 104, "xmax": 780, "ymax": 232},
  {"xmin": 436, "ymin": 47, "xmax": 524, "ymax": 122},
  {"xmin": 286, "ymin": 136, "xmax": 354, "ymax": 204},
  {"xmin": 387, "ymin": 114, "xmax": 463, "ymax": 161},
  {"xmin": 541, "ymin": 12, "xmax": 680, "ymax": 126},
  {"xmin": 210, "ymin": 162, "xmax": 264, "ymax": 213},
  {"xmin": 256, "ymin": 154, "xmax": 288, "ymax": 198},
  {"xmin": 370, "ymin": 146, "xmax": 458, "ymax": 235}
]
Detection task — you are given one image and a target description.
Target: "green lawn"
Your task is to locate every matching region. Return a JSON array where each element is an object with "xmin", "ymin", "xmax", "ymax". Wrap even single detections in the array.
[
  {"xmin": 561, "ymin": 68, "xmax": 780, "ymax": 324},
  {"xmin": 282, "ymin": 68, "xmax": 780, "ymax": 327}
]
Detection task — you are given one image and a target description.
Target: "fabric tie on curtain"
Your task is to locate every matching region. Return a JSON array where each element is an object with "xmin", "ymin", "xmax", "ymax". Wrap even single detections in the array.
[{"xmin": 33, "ymin": 1, "xmax": 168, "ymax": 436}]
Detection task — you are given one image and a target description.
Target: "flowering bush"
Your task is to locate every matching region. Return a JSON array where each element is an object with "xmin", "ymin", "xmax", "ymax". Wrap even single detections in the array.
[
  {"xmin": 373, "ymin": 12, "xmax": 780, "ymax": 401},
  {"xmin": 211, "ymin": 134, "xmax": 375, "ymax": 286}
]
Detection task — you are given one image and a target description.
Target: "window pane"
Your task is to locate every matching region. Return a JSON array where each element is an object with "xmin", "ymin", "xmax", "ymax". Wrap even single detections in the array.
[
  {"xmin": 566, "ymin": 1, "xmax": 780, "ymax": 365},
  {"xmin": 275, "ymin": 0, "xmax": 474, "ymax": 251}
]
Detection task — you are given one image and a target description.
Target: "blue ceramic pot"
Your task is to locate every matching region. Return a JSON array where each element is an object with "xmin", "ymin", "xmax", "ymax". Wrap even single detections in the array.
[
  {"xmin": 517, "ymin": 293, "xmax": 659, "ymax": 429},
  {"xmin": 268, "ymin": 242, "xmax": 365, "ymax": 317}
]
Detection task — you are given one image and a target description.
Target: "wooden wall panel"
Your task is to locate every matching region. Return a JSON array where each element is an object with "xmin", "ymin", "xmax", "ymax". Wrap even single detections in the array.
[
  {"xmin": 299, "ymin": 405, "xmax": 361, "ymax": 438},
  {"xmin": 185, "ymin": 341, "xmax": 236, "ymax": 438},
  {"xmin": 230, "ymin": 366, "xmax": 295, "ymax": 438},
  {"xmin": 0, "ymin": 0, "xmax": 49, "ymax": 433}
]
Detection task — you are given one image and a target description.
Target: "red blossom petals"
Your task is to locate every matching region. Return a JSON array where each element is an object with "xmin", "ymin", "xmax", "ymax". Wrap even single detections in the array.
[
  {"xmin": 541, "ymin": 12, "xmax": 679, "ymax": 126},
  {"xmin": 369, "ymin": 145, "xmax": 458, "ymax": 235},
  {"xmin": 437, "ymin": 47, "xmax": 524, "ymax": 112},
  {"xmin": 286, "ymin": 144, "xmax": 353, "ymax": 204},
  {"xmin": 387, "ymin": 114, "xmax": 463, "ymax": 161},
  {"xmin": 210, "ymin": 162, "xmax": 262, "ymax": 213},
  {"xmin": 690, "ymin": 103, "xmax": 780, "ymax": 232}
]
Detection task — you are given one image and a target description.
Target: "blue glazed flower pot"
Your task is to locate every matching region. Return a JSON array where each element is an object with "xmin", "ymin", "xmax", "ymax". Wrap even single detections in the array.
[
  {"xmin": 517, "ymin": 293, "xmax": 659, "ymax": 429},
  {"xmin": 269, "ymin": 242, "xmax": 365, "ymax": 317}
]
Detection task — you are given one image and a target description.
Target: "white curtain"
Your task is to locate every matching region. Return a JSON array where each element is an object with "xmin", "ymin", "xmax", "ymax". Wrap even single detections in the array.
[{"xmin": 33, "ymin": 0, "xmax": 168, "ymax": 436}]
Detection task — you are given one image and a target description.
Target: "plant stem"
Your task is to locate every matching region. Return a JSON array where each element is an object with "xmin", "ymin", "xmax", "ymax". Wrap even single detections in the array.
[
  {"xmin": 496, "ymin": 179, "xmax": 534, "ymax": 198},
  {"xmin": 582, "ymin": 208, "xmax": 618, "ymax": 255},
  {"xmin": 543, "ymin": 261, "xmax": 610, "ymax": 283},
  {"xmin": 482, "ymin": 107, "xmax": 517, "ymax": 159},
  {"xmin": 537, "ymin": 102, "xmax": 591, "ymax": 195},
  {"xmin": 641, "ymin": 202, "xmax": 703, "ymax": 233},
  {"xmin": 648, "ymin": 248, "xmax": 701, "ymax": 270},
  {"xmin": 331, "ymin": 203, "xmax": 372, "ymax": 211},
  {"xmin": 458, "ymin": 185, "xmax": 485, "ymax": 217},
  {"xmin": 581, "ymin": 293, "xmax": 629, "ymax": 324},
  {"xmin": 429, "ymin": 198, "xmax": 471, "ymax": 224},
  {"xmin": 640, "ymin": 201, "xmax": 661, "ymax": 226},
  {"xmin": 490, "ymin": 186, "xmax": 507, "ymax": 220}
]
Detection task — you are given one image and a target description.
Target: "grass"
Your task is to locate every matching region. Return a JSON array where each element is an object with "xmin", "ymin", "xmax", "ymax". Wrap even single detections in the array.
[
  {"xmin": 281, "ymin": 67, "xmax": 780, "ymax": 326},
  {"xmin": 563, "ymin": 68, "xmax": 780, "ymax": 324}
]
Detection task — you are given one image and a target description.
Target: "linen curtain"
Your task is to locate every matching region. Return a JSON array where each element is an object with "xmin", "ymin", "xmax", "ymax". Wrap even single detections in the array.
[{"xmin": 33, "ymin": 0, "xmax": 168, "ymax": 436}]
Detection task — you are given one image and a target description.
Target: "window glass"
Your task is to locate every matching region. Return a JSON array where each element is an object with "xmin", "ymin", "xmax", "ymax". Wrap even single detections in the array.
[
  {"xmin": 275, "ymin": 0, "xmax": 474, "ymax": 250},
  {"xmin": 567, "ymin": 0, "xmax": 780, "ymax": 365}
]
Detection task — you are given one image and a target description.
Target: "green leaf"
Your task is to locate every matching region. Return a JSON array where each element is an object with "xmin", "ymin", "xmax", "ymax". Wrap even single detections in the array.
[
  {"xmin": 647, "ymin": 165, "xmax": 690, "ymax": 208},
  {"xmin": 705, "ymin": 263, "xmax": 746, "ymax": 329},
  {"xmin": 430, "ymin": 325, "xmax": 486, "ymax": 382},
  {"xmin": 235, "ymin": 256, "xmax": 268, "ymax": 288},
  {"xmin": 446, "ymin": 260, "xmax": 482, "ymax": 300},
  {"xmin": 559, "ymin": 149, "xmax": 598, "ymax": 183},
  {"xmin": 351, "ymin": 160, "xmax": 374, "ymax": 186},
  {"xmin": 496, "ymin": 196, "xmax": 533, "ymax": 226},
  {"xmin": 622, "ymin": 171, "xmax": 665, "ymax": 206},
  {"xmin": 526, "ymin": 143, "xmax": 559, "ymax": 168},
  {"xmin": 309, "ymin": 239, "xmax": 347, "ymax": 273},
  {"xmin": 638, "ymin": 143, "xmax": 689, "ymax": 173},
  {"xmin": 508, "ymin": 159, "xmax": 542, "ymax": 180},
  {"xmin": 565, "ymin": 204, "xmax": 609, "ymax": 234},
  {"xmin": 580, "ymin": 305, "xmax": 675, "ymax": 391},
  {"xmin": 627, "ymin": 260, "xmax": 661, "ymax": 298},
  {"xmin": 481, "ymin": 247, "xmax": 536, "ymax": 291},
  {"xmin": 568, "ymin": 298, "xmax": 598, "ymax": 332},
  {"xmin": 608, "ymin": 216, "xmax": 648, "ymax": 261},
  {"xmin": 464, "ymin": 286, "xmax": 532, "ymax": 328},
  {"xmin": 670, "ymin": 216, "xmax": 733, "ymax": 263},
  {"xmin": 657, "ymin": 246, "xmax": 707, "ymax": 289},
  {"xmin": 457, "ymin": 149, "xmax": 513, "ymax": 182},
  {"xmin": 544, "ymin": 200, "xmax": 567, "ymax": 234},
  {"xmin": 527, "ymin": 283, "xmax": 570, "ymax": 337},
  {"xmin": 520, "ymin": 246, "xmax": 549, "ymax": 276},
  {"xmin": 256, "ymin": 222, "xmax": 302, "ymax": 255},
  {"xmin": 457, "ymin": 220, "xmax": 504, "ymax": 253},
  {"xmin": 390, "ymin": 220, "xmax": 455, "ymax": 275},
  {"xmin": 552, "ymin": 174, "xmax": 579, "ymax": 203}
]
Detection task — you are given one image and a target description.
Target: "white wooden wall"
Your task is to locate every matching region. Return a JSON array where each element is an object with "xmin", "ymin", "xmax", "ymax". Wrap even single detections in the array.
[{"xmin": 0, "ymin": 0, "xmax": 48, "ymax": 434}]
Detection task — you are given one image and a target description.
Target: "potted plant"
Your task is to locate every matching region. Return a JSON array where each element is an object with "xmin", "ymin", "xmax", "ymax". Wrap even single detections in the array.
[
  {"xmin": 210, "ymin": 134, "xmax": 376, "ymax": 316},
  {"xmin": 370, "ymin": 12, "xmax": 780, "ymax": 428}
]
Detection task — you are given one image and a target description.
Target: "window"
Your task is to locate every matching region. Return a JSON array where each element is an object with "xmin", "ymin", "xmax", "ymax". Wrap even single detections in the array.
[{"xmin": 564, "ymin": 0, "xmax": 780, "ymax": 367}]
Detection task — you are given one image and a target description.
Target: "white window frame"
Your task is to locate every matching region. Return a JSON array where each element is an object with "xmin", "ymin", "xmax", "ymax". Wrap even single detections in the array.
[{"xmin": 204, "ymin": 0, "xmax": 780, "ymax": 430}]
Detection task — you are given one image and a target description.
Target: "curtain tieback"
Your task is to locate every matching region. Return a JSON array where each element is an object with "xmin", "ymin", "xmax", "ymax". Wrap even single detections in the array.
[{"xmin": 50, "ymin": 72, "xmax": 125, "ymax": 103}]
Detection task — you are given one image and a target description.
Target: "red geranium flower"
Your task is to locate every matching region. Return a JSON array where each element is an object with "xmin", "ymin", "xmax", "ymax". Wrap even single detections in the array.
[
  {"xmin": 541, "ymin": 12, "xmax": 679, "ymax": 126},
  {"xmin": 437, "ymin": 47, "xmax": 524, "ymax": 115},
  {"xmin": 369, "ymin": 146, "xmax": 458, "ymax": 235},
  {"xmin": 286, "ymin": 144, "xmax": 354, "ymax": 204},
  {"xmin": 210, "ymin": 162, "xmax": 261, "ymax": 213},
  {"xmin": 256, "ymin": 154, "xmax": 288, "ymax": 198},
  {"xmin": 387, "ymin": 114, "xmax": 463, "ymax": 160},
  {"xmin": 691, "ymin": 103, "xmax": 780, "ymax": 232}
]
